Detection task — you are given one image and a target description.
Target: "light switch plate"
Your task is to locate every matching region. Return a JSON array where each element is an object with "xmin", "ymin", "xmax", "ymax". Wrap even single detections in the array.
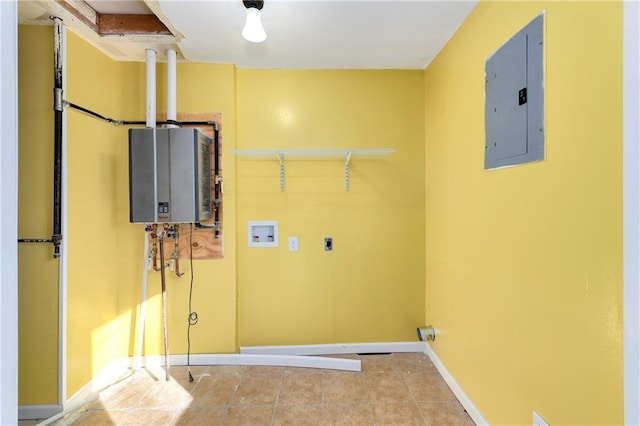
[{"xmin": 288, "ymin": 236, "xmax": 298, "ymax": 252}]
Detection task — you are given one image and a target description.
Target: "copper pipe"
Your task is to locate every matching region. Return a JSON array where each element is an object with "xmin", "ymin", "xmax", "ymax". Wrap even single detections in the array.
[
  {"xmin": 151, "ymin": 225, "xmax": 161, "ymax": 272},
  {"xmin": 173, "ymin": 225, "xmax": 184, "ymax": 277}
]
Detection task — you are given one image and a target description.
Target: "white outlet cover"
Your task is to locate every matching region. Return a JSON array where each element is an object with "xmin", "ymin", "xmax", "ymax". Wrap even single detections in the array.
[
  {"xmin": 288, "ymin": 236, "xmax": 299, "ymax": 252},
  {"xmin": 533, "ymin": 411, "xmax": 549, "ymax": 426}
]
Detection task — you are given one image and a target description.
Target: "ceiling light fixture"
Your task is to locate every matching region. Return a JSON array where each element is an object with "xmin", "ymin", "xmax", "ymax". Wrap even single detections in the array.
[{"xmin": 242, "ymin": 0, "xmax": 266, "ymax": 43}]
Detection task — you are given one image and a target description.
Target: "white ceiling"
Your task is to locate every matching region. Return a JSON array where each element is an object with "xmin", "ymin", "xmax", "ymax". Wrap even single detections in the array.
[
  {"xmin": 85, "ymin": 0, "xmax": 152, "ymax": 14},
  {"xmin": 18, "ymin": 0, "xmax": 478, "ymax": 69}
]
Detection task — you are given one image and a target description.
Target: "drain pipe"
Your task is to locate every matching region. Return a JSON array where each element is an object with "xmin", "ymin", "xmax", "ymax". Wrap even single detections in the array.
[
  {"xmin": 52, "ymin": 16, "xmax": 64, "ymax": 258},
  {"xmin": 135, "ymin": 48, "xmax": 156, "ymax": 373},
  {"xmin": 146, "ymin": 49, "xmax": 156, "ymax": 128},
  {"xmin": 134, "ymin": 227, "xmax": 151, "ymax": 371}
]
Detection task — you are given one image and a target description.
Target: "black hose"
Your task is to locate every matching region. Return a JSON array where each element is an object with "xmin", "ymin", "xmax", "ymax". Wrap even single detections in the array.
[{"xmin": 65, "ymin": 102, "xmax": 123, "ymax": 125}]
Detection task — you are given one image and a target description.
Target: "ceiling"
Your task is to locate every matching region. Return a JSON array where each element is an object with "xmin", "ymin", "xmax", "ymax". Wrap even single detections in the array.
[{"xmin": 18, "ymin": 0, "xmax": 478, "ymax": 69}]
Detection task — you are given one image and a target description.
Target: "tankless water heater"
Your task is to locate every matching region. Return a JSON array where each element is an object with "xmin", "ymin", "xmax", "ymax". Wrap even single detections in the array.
[{"xmin": 129, "ymin": 128, "xmax": 212, "ymax": 224}]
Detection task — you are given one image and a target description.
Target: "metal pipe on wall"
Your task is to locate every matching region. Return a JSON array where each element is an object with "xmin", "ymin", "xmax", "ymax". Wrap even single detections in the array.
[
  {"xmin": 146, "ymin": 49, "xmax": 156, "ymax": 128},
  {"xmin": 52, "ymin": 16, "xmax": 64, "ymax": 258},
  {"xmin": 213, "ymin": 127, "xmax": 221, "ymax": 237}
]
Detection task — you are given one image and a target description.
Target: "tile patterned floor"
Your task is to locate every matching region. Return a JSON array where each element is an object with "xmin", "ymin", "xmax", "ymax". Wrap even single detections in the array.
[{"xmin": 49, "ymin": 353, "xmax": 474, "ymax": 425}]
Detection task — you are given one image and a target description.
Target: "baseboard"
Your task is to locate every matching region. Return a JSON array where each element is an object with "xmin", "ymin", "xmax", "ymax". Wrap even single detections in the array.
[
  {"xmin": 240, "ymin": 341, "xmax": 425, "ymax": 356},
  {"xmin": 31, "ymin": 347, "xmax": 377, "ymax": 422},
  {"xmin": 138, "ymin": 353, "xmax": 360, "ymax": 371},
  {"xmin": 20, "ymin": 359, "xmax": 130, "ymax": 423},
  {"xmin": 424, "ymin": 343, "xmax": 488, "ymax": 425},
  {"xmin": 64, "ymin": 357, "xmax": 131, "ymax": 410},
  {"xmin": 18, "ymin": 404, "xmax": 62, "ymax": 421},
  {"xmin": 64, "ymin": 351, "xmax": 361, "ymax": 409}
]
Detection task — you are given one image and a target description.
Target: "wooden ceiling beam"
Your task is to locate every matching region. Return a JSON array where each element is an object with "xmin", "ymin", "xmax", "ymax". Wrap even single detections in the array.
[
  {"xmin": 53, "ymin": 0, "xmax": 98, "ymax": 32},
  {"xmin": 97, "ymin": 14, "xmax": 173, "ymax": 36}
]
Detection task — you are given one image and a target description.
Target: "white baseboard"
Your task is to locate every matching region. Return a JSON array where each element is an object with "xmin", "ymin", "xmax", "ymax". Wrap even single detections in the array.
[
  {"xmin": 424, "ymin": 343, "xmax": 488, "ymax": 425},
  {"xmin": 240, "ymin": 341, "xmax": 425, "ymax": 356},
  {"xmin": 18, "ymin": 404, "xmax": 62, "ymax": 421},
  {"xmin": 139, "ymin": 353, "xmax": 361, "ymax": 371},
  {"xmin": 65, "ymin": 351, "xmax": 361, "ymax": 409},
  {"xmin": 28, "ymin": 346, "xmax": 386, "ymax": 422},
  {"xmin": 64, "ymin": 357, "xmax": 131, "ymax": 409},
  {"xmin": 27, "ymin": 353, "xmax": 358, "ymax": 424}
]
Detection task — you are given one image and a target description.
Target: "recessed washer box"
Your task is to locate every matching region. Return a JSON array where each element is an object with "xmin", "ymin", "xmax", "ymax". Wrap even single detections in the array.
[
  {"xmin": 248, "ymin": 221, "xmax": 278, "ymax": 247},
  {"xmin": 485, "ymin": 13, "xmax": 544, "ymax": 170}
]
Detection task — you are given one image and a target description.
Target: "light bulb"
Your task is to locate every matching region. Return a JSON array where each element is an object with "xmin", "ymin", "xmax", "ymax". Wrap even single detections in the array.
[{"xmin": 242, "ymin": 7, "xmax": 266, "ymax": 43}]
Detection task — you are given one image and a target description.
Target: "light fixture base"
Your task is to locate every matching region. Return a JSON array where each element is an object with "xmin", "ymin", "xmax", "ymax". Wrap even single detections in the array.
[{"xmin": 243, "ymin": 0, "xmax": 263, "ymax": 11}]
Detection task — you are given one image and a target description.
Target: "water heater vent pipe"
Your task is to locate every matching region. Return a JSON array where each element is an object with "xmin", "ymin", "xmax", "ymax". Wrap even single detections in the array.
[
  {"xmin": 166, "ymin": 49, "xmax": 177, "ymax": 127},
  {"xmin": 146, "ymin": 49, "xmax": 156, "ymax": 128}
]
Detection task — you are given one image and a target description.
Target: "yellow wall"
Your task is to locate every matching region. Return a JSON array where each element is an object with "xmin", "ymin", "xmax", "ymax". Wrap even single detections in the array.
[
  {"xmin": 19, "ymin": 3, "xmax": 625, "ymax": 422},
  {"xmin": 24, "ymin": 4, "xmax": 625, "ymax": 419},
  {"xmin": 424, "ymin": 2, "xmax": 623, "ymax": 424},
  {"xmin": 236, "ymin": 70, "xmax": 426, "ymax": 345},
  {"xmin": 17, "ymin": 36, "xmax": 427, "ymax": 400},
  {"xmin": 18, "ymin": 26, "xmax": 126, "ymax": 402},
  {"xmin": 18, "ymin": 25, "xmax": 59, "ymax": 405},
  {"xmin": 65, "ymin": 30, "xmax": 122, "ymax": 396}
]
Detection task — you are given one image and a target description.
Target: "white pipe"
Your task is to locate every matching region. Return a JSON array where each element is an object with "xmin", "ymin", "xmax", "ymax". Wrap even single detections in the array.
[
  {"xmin": 36, "ymin": 369, "xmax": 135, "ymax": 426},
  {"xmin": 134, "ymin": 230, "xmax": 151, "ymax": 371},
  {"xmin": 36, "ymin": 395, "xmax": 99, "ymax": 426},
  {"xmin": 166, "ymin": 49, "xmax": 177, "ymax": 127},
  {"xmin": 145, "ymin": 49, "xmax": 156, "ymax": 128}
]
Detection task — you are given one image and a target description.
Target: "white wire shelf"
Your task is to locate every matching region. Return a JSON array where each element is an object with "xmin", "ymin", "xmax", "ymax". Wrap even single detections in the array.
[{"xmin": 231, "ymin": 148, "xmax": 395, "ymax": 191}]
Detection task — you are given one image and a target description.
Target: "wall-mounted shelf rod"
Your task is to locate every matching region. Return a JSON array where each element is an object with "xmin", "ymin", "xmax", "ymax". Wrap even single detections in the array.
[{"xmin": 231, "ymin": 148, "xmax": 394, "ymax": 158}]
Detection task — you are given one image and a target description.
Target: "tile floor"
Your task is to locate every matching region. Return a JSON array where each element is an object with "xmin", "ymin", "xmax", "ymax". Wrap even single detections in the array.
[{"xmin": 45, "ymin": 353, "xmax": 474, "ymax": 425}]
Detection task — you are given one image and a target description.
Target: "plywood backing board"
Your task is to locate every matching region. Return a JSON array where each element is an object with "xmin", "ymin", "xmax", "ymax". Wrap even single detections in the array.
[{"xmin": 154, "ymin": 112, "xmax": 223, "ymax": 260}]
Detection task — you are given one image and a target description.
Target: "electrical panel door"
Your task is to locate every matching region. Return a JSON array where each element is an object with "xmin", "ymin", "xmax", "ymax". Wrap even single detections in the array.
[
  {"xmin": 485, "ymin": 14, "xmax": 544, "ymax": 170},
  {"xmin": 129, "ymin": 128, "xmax": 212, "ymax": 224}
]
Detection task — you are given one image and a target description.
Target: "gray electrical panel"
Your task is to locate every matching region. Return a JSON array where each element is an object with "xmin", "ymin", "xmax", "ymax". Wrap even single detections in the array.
[
  {"xmin": 129, "ymin": 128, "xmax": 212, "ymax": 224},
  {"xmin": 485, "ymin": 14, "xmax": 544, "ymax": 170}
]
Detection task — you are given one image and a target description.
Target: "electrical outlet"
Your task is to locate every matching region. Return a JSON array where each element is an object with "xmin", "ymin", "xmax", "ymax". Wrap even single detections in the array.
[
  {"xmin": 533, "ymin": 411, "xmax": 549, "ymax": 426},
  {"xmin": 324, "ymin": 237, "xmax": 333, "ymax": 251},
  {"xmin": 288, "ymin": 236, "xmax": 298, "ymax": 252}
]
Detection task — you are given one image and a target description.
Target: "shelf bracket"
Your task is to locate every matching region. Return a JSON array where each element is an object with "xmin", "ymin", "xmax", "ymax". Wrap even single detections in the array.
[
  {"xmin": 344, "ymin": 151, "xmax": 353, "ymax": 191},
  {"xmin": 276, "ymin": 153, "xmax": 285, "ymax": 192}
]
